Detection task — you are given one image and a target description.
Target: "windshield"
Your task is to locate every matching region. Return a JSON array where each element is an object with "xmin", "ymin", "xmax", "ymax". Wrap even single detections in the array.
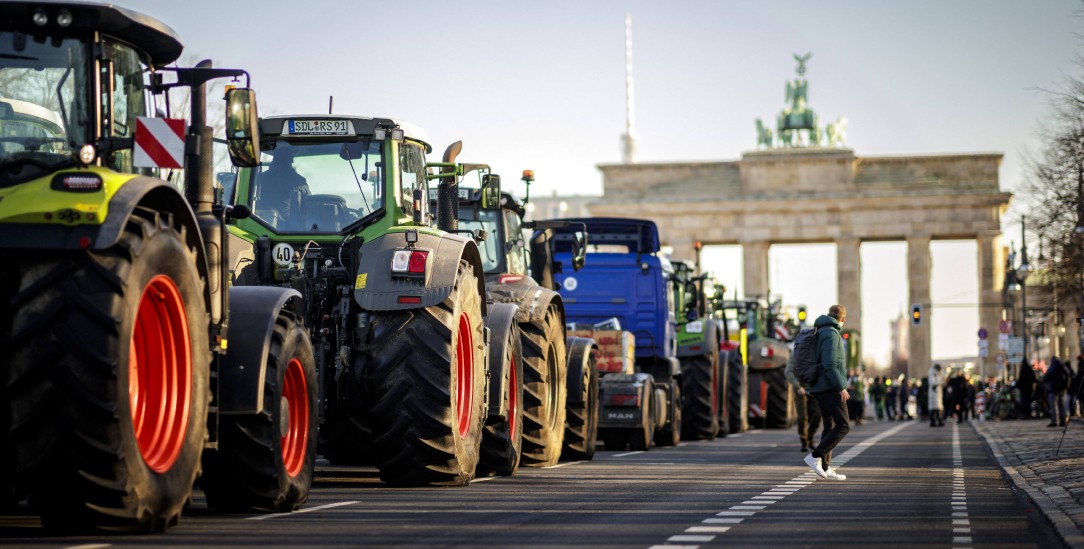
[
  {"xmin": 458, "ymin": 206, "xmax": 501, "ymax": 272},
  {"xmin": 0, "ymin": 31, "xmax": 87, "ymax": 170},
  {"xmin": 246, "ymin": 140, "xmax": 383, "ymax": 233}
]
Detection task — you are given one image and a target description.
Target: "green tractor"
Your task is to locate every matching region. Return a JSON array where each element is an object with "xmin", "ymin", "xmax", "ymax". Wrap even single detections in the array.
[
  {"xmin": 672, "ymin": 262, "xmax": 727, "ymax": 439},
  {"xmin": 454, "ymin": 170, "xmax": 597, "ymax": 470},
  {"xmin": 0, "ymin": 1, "xmax": 317, "ymax": 532},
  {"xmin": 225, "ymin": 115, "xmax": 491, "ymax": 485}
]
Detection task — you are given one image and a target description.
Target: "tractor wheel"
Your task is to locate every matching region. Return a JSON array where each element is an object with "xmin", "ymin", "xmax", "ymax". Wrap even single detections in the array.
[
  {"xmin": 600, "ymin": 429, "xmax": 627, "ymax": 451},
  {"xmin": 363, "ymin": 260, "xmax": 486, "ymax": 486},
  {"xmin": 478, "ymin": 317, "xmax": 523, "ymax": 477},
  {"xmin": 628, "ymin": 380, "xmax": 654, "ymax": 451},
  {"xmin": 680, "ymin": 354, "xmax": 720, "ymax": 440},
  {"xmin": 655, "ymin": 384, "xmax": 681, "ymax": 447},
  {"xmin": 726, "ymin": 352, "xmax": 748, "ymax": 434},
  {"xmin": 7, "ymin": 209, "xmax": 209, "ymax": 532},
  {"xmin": 765, "ymin": 368, "xmax": 794, "ymax": 429},
  {"xmin": 0, "ymin": 265, "xmax": 18, "ymax": 509},
  {"xmin": 715, "ymin": 350, "xmax": 730, "ymax": 438},
  {"xmin": 519, "ymin": 306, "xmax": 567, "ymax": 467},
  {"xmin": 202, "ymin": 309, "xmax": 316, "ymax": 512},
  {"xmin": 562, "ymin": 349, "xmax": 599, "ymax": 461}
]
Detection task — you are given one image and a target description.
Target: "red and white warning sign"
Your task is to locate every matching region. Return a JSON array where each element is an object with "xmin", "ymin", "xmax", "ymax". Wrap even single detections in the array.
[{"xmin": 133, "ymin": 117, "xmax": 185, "ymax": 169}]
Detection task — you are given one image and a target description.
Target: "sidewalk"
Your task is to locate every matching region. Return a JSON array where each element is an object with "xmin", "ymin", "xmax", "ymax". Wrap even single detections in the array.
[{"xmin": 973, "ymin": 418, "xmax": 1084, "ymax": 548}]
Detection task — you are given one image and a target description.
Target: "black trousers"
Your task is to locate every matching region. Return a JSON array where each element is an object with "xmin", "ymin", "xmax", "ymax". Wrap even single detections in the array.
[
  {"xmin": 812, "ymin": 391, "xmax": 851, "ymax": 467},
  {"xmin": 796, "ymin": 392, "xmax": 822, "ymax": 449}
]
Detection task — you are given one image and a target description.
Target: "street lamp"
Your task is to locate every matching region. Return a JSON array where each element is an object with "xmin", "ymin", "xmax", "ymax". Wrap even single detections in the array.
[{"xmin": 1018, "ymin": 217, "xmax": 1032, "ymax": 365}]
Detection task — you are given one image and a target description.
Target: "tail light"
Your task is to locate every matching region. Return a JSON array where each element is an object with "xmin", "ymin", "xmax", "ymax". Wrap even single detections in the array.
[
  {"xmin": 720, "ymin": 340, "xmax": 739, "ymax": 352},
  {"xmin": 760, "ymin": 346, "xmax": 774, "ymax": 358},
  {"xmin": 498, "ymin": 274, "xmax": 525, "ymax": 284},
  {"xmin": 605, "ymin": 393, "xmax": 640, "ymax": 407},
  {"xmin": 391, "ymin": 249, "xmax": 429, "ymax": 277}
]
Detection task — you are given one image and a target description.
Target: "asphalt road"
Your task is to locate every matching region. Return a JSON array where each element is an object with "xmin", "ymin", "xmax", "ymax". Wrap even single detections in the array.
[{"xmin": 0, "ymin": 420, "xmax": 1064, "ymax": 548}]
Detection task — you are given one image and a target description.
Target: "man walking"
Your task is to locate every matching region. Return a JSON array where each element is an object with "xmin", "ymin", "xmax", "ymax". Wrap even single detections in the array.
[
  {"xmin": 785, "ymin": 351, "xmax": 822, "ymax": 452},
  {"xmin": 928, "ymin": 364, "xmax": 945, "ymax": 427},
  {"xmin": 803, "ymin": 305, "xmax": 850, "ymax": 481}
]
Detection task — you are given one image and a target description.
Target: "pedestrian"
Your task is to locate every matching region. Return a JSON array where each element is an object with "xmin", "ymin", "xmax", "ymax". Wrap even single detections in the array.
[
  {"xmin": 899, "ymin": 375, "xmax": 912, "ymax": 420},
  {"xmin": 846, "ymin": 370, "xmax": 865, "ymax": 425},
  {"xmin": 1070, "ymin": 355, "xmax": 1084, "ymax": 418},
  {"xmin": 946, "ymin": 371, "xmax": 970, "ymax": 423},
  {"xmin": 965, "ymin": 373, "xmax": 977, "ymax": 420},
  {"xmin": 928, "ymin": 363, "xmax": 945, "ymax": 427},
  {"xmin": 1017, "ymin": 359, "xmax": 1036, "ymax": 419},
  {"xmin": 975, "ymin": 380, "xmax": 987, "ymax": 421},
  {"xmin": 803, "ymin": 305, "xmax": 851, "ymax": 481},
  {"xmin": 1041, "ymin": 356, "xmax": 1071, "ymax": 427},
  {"xmin": 871, "ymin": 376, "xmax": 885, "ymax": 420},
  {"xmin": 784, "ymin": 351, "xmax": 822, "ymax": 452},
  {"xmin": 916, "ymin": 378, "xmax": 928, "ymax": 419}
]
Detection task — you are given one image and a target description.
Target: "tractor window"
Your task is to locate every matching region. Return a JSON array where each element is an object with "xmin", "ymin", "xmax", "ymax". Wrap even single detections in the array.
[
  {"xmin": 399, "ymin": 141, "xmax": 427, "ymax": 217},
  {"xmin": 503, "ymin": 208, "xmax": 528, "ymax": 275},
  {"xmin": 457, "ymin": 208, "xmax": 501, "ymax": 272},
  {"xmin": 101, "ymin": 39, "xmax": 150, "ymax": 173},
  {"xmin": 0, "ymin": 32, "xmax": 88, "ymax": 172},
  {"xmin": 247, "ymin": 140, "xmax": 383, "ymax": 233}
]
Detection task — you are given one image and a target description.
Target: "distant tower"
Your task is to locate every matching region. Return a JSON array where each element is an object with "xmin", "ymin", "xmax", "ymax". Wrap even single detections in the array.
[{"xmin": 622, "ymin": 12, "xmax": 639, "ymax": 164}]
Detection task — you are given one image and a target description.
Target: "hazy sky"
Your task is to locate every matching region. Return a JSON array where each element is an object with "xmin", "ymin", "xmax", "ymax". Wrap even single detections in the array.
[{"xmin": 126, "ymin": 0, "xmax": 1082, "ymax": 366}]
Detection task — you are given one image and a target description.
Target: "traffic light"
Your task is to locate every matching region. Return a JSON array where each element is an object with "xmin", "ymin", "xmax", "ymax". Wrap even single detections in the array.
[
  {"xmin": 797, "ymin": 306, "xmax": 807, "ymax": 323},
  {"xmin": 911, "ymin": 304, "xmax": 923, "ymax": 326}
]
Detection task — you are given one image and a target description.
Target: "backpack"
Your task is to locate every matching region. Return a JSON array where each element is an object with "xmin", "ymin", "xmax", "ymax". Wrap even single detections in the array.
[{"xmin": 793, "ymin": 327, "xmax": 821, "ymax": 387}]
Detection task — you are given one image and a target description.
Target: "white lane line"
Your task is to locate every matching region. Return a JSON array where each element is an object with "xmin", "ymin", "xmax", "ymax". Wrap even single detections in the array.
[
  {"xmin": 953, "ymin": 519, "xmax": 971, "ymax": 525},
  {"xmin": 543, "ymin": 461, "xmax": 583, "ymax": 469},
  {"xmin": 703, "ymin": 517, "xmax": 744, "ymax": 524},
  {"xmin": 686, "ymin": 526, "xmax": 731, "ymax": 533},
  {"xmin": 730, "ymin": 505, "xmax": 766, "ymax": 510},
  {"xmin": 668, "ymin": 535, "xmax": 715, "ymax": 542},
  {"xmin": 613, "ymin": 451, "xmax": 645, "ymax": 457},
  {"xmin": 247, "ymin": 500, "xmax": 360, "ymax": 520},
  {"xmin": 472, "ymin": 477, "xmax": 497, "ymax": 483},
  {"xmin": 716, "ymin": 511, "xmax": 755, "ymax": 516},
  {"xmin": 953, "ymin": 537, "xmax": 973, "ymax": 544},
  {"xmin": 66, "ymin": 545, "xmax": 111, "ymax": 549},
  {"xmin": 648, "ymin": 545, "xmax": 697, "ymax": 549},
  {"xmin": 742, "ymin": 500, "xmax": 777, "ymax": 505}
]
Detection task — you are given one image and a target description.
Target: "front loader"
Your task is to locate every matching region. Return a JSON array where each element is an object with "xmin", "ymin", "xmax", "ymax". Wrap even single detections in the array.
[
  {"xmin": 225, "ymin": 115, "xmax": 489, "ymax": 486},
  {"xmin": 0, "ymin": 1, "xmax": 316, "ymax": 532}
]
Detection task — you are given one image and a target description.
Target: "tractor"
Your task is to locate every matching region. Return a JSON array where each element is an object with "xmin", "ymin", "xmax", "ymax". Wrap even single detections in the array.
[
  {"xmin": 0, "ymin": 1, "xmax": 317, "ymax": 532},
  {"xmin": 719, "ymin": 296, "xmax": 795, "ymax": 429},
  {"xmin": 225, "ymin": 115, "xmax": 492, "ymax": 486},
  {"xmin": 454, "ymin": 170, "xmax": 597, "ymax": 469},
  {"xmin": 672, "ymin": 262, "xmax": 728, "ymax": 439}
]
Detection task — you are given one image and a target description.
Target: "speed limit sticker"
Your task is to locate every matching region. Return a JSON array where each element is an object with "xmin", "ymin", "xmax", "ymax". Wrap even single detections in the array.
[{"xmin": 272, "ymin": 243, "xmax": 294, "ymax": 266}]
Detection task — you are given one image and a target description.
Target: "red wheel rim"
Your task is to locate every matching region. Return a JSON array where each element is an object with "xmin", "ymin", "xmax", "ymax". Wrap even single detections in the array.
[
  {"xmin": 281, "ymin": 357, "xmax": 309, "ymax": 478},
  {"xmin": 455, "ymin": 312, "xmax": 474, "ymax": 439},
  {"xmin": 129, "ymin": 275, "xmax": 192, "ymax": 474},
  {"xmin": 509, "ymin": 354, "xmax": 518, "ymax": 438}
]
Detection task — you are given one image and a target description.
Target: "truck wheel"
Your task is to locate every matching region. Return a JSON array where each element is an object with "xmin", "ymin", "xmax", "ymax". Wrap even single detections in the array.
[
  {"xmin": 726, "ymin": 352, "xmax": 748, "ymax": 434},
  {"xmin": 765, "ymin": 368, "xmax": 794, "ymax": 429},
  {"xmin": 202, "ymin": 309, "xmax": 316, "ymax": 512},
  {"xmin": 7, "ymin": 210, "xmax": 209, "ymax": 532},
  {"xmin": 562, "ymin": 348, "xmax": 599, "ymax": 461},
  {"xmin": 364, "ymin": 260, "xmax": 486, "ymax": 486},
  {"xmin": 680, "ymin": 354, "xmax": 720, "ymax": 440},
  {"xmin": 519, "ymin": 306, "xmax": 567, "ymax": 467},
  {"xmin": 655, "ymin": 384, "xmax": 681, "ymax": 447},
  {"xmin": 601, "ymin": 429, "xmax": 627, "ymax": 451},
  {"xmin": 478, "ymin": 316, "xmax": 523, "ymax": 476},
  {"xmin": 628, "ymin": 380, "xmax": 654, "ymax": 451}
]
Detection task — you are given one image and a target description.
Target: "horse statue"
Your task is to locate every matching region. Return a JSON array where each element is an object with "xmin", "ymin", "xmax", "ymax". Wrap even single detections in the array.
[
  {"xmin": 825, "ymin": 116, "xmax": 848, "ymax": 147},
  {"xmin": 755, "ymin": 118, "xmax": 774, "ymax": 149}
]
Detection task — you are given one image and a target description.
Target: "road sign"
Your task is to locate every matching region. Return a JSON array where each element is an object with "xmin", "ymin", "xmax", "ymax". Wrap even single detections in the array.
[
  {"xmin": 134, "ymin": 117, "xmax": 185, "ymax": 169},
  {"xmin": 999, "ymin": 320, "xmax": 1011, "ymax": 334},
  {"xmin": 978, "ymin": 339, "xmax": 989, "ymax": 357},
  {"xmin": 1007, "ymin": 337, "xmax": 1024, "ymax": 363},
  {"xmin": 978, "ymin": 327, "xmax": 988, "ymax": 340}
]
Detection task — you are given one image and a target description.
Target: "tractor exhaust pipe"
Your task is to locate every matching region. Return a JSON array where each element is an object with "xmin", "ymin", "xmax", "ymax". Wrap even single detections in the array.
[{"xmin": 437, "ymin": 141, "xmax": 462, "ymax": 233}]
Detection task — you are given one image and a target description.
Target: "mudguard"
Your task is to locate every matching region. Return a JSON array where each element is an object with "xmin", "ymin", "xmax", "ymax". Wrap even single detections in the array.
[
  {"xmin": 485, "ymin": 302, "xmax": 520, "ymax": 419},
  {"xmin": 486, "ymin": 276, "xmax": 564, "ymax": 326},
  {"xmin": 353, "ymin": 230, "xmax": 486, "ymax": 314},
  {"xmin": 217, "ymin": 286, "xmax": 302, "ymax": 414},
  {"xmin": 565, "ymin": 336, "xmax": 597, "ymax": 405},
  {"xmin": 676, "ymin": 319, "xmax": 717, "ymax": 358}
]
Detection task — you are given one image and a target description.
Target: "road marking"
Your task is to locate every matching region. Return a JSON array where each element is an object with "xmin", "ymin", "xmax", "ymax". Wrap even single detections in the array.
[
  {"xmin": 472, "ymin": 477, "xmax": 498, "ymax": 483},
  {"xmin": 542, "ymin": 461, "xmax": 583, "ymax": 469},
  {"xmin": 648, "ymin": 545, "xmax": 697, "ymax": 549},
  {"xmin": 247, "ymin": 500, "xmax": 360, "ymax": 520},
  {"xmin": 951, "ymin": 422, "xmax": 971, "ymax": 549},
  {"xmin": 66, "ymin": 545, "xmax": 111, "ymax": 549},
  {"xmin": 613, "ymin": 451, "xmax": 645, "ymax": 458},
  {"xmin": 686, "ymin": 526, "xmax": 731, "ymax": 533},
  {"xmin": 649, "ymin": 421, "xmax": 913, "ymax": 548}
]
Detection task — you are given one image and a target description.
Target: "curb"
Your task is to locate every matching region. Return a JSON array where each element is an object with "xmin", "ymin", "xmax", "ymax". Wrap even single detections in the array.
[{"xmin": 972, "ymin": 421, "xmax": 1084, "ymax": 548}]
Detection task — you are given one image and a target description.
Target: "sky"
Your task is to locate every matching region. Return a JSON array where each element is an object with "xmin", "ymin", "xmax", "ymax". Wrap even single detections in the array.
[{"xmin": 125, "ymin": 0, "xmax": 1083, "ymax": 366}]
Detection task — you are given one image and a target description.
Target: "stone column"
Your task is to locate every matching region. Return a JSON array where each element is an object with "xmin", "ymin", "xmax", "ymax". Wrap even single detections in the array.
[
  {"xmin": 976, "ymin": 231, "xmax": 1003, "ymax": 379},
  {"xmin": 908, "ymin": 235, "xmax": 932, "ymax": 380},
  {"xmin": 836, "ymin": 237, "xmax": 861, "ymax": 333},
  {"xmin": 742, "ymin": 240, "xmax": 770, "ymax": 299}
]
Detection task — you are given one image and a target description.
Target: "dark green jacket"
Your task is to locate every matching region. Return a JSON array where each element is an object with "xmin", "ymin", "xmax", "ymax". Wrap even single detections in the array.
[{"xmin": 808, "ymin": 315, "xmax": 847, "ymax": 394}]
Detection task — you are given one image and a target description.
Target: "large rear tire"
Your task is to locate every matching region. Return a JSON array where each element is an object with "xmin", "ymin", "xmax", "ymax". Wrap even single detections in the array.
[
  {"xmin": 478, "ymin": 314, "xmax": 523, "ymax": 476},
  {"xmin": 765, "ymin": 368, "xmax": 795, "ymax": 429},
  {"xmin": 726, "ymin": 351, "xmax": 748, "ymax": 434},
  {"xmin": 202, "ymin": 309, "xmax": 316, "ymax": 512},
  {"xmin": 7, "ymin": 209, "xmax": 209, "ymax": 532},
  {"xmin": 519, "ymin": 306, "xmax": 567, "ymax": 467},
  {"xmin": 562, "ymin": 346, "xmax": 599, "ymax": 461},
  {"xmin": 681, "ymin": 354, "xmax": 720, "ymax": 440},
  {"xmin": 363, "ymin": 260, "xmax": 486, "ymax": 486}
]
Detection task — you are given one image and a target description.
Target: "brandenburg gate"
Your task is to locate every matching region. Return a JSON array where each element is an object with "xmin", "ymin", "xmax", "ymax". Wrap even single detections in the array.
[{"xmin": 587, "ymin": 55, "xmax": 1011, "ymax": 379}]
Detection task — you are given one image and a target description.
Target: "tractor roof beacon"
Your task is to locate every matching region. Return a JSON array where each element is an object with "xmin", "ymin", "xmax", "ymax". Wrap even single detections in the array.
[{"xmin": 0, "ymin": 1, "xmax": 317, "ymax": 532}]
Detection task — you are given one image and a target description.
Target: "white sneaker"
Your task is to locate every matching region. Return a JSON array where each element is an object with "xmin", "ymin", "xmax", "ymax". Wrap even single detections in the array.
[
  {"xmin": 825, "ymin": 466, "xmax": 846, "ymax": 480},
  {"xmin": 804, "ymin": 453, "xmax": 827, "ymax": 478}
]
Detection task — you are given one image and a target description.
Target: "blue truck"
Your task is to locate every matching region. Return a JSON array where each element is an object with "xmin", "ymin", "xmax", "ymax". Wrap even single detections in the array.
[{"xmin": 546, "ymin": 218, "xmax": 684, "ymax": 450}]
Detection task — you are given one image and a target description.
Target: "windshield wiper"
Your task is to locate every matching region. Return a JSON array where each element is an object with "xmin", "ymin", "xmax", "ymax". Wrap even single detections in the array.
[
  {"xmin": 0, "ymin": 53, "xmax": 38, "ymax": 60},
  {"xmin": 339, "ymin": 209, "xmax": 380, "ymax": 236},
  {"xmin": 340, "ymin": 144, "xmax": 372, "ymax": 216}
]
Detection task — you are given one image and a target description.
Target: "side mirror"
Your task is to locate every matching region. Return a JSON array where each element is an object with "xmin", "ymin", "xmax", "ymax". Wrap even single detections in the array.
[
  {"xmin": 572, "ymin": 230, "xmax": 587, "ymax": 272},
  {"xmin": 481, "ymin": 173, "xmax": 501, "ymax": 210},
  {"xmin": 225, "ymin": 88, "xmax": 260, "ymax": 168}
]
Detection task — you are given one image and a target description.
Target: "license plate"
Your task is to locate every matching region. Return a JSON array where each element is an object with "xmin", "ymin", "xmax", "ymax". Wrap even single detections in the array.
[{"xmin": 287, "ymin": 119, "xmax": 352, "ymax": 136}]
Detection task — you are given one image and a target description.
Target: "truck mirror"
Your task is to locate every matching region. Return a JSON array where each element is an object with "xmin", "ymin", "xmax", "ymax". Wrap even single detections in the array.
[
  {"xmin": 481, "ymin": 173, "xmax": 501, "ymax": 210},
  {"xmin": 572, "ymin": 231, "xmax": 587, "ymax": 271},
  {"xmin": 225, "ymin": 88, "xmax": 260, "ymax": 168}
]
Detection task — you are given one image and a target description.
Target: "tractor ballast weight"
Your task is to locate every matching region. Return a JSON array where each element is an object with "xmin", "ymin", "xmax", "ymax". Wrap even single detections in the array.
[
  {"xmin": 0, "ymin": 1, "xmax": 316, "ymax": 532},
  {"xmin": 546, "ymin": 217, "xmax": 683, "ymax": 451}
]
